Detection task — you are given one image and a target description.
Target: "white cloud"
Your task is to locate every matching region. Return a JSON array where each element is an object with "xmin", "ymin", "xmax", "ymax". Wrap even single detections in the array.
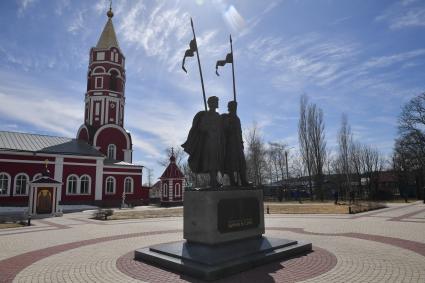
[
  {"xmin": 126, "ymin": 98, "xmax": 193, "ymax": 148},
  {"xmin": 0, "ymin": 72, "xmax": 82, "ymax": 137},
  {"xmin": 55, "ymin": 0, "xmax": 70, "ymax": 16},
  {"xmin": 390, "ymin": 8, "xmax": 425, "ymax": 29},
  {"xmin": 118, "ymin": 2, "xmax": 190, "ymax": 64},
  {"xmin": 376, "ymin": 2, "xmax": 425, "ymax": 30},
  {"xmin": 363, "ymin": 49, "xmax": 425, "ymax": 68},
  {"xmin": 246, "ymin": 34, "xmax": 359, "ymax": 89},
  {"xmin": 17, "ymin": 0, "xmax": 37, "ymax": 17},
  {"xmin": 68, "ymin": 9, "xmax": 86, "ymax": 34},
  {"xmin": 239, "ymin": 1, "xmax": 282, "ymax": 37},
  {"xmin": 130, "ymin": 133, "xmax": 162, "ymax": 158},
  {"xmin": 223, "ymin": 5, "xmax": 246, "ymax": 32}
]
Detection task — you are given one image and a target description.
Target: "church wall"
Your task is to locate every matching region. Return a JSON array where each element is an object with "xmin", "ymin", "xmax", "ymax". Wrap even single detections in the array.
[
  {"xmin": 0, "ymin": 157, "xmax": 55, "ymax": 206},
  {"xmin": 77, "ymin": 128, "xmax": 89, "ymax": 142},
  {"xmin": 61, "ymin": 164, "xmax": 97, "ymax": 203},
  {"xmin": 0, "ymin": 153, "xmax": 55, "ymax": 162},
  {"xmin": 103, "ymin": 167, "xmax": 141, "ymax": 173},
  {"xmin": 94, "ymin": 127, "xmax": 128, "ymax": 160},
  {"xmin": 63, "ymin": 157, "xmax": 97, "ymax": 164},
  {"xmin": 101, "ymin": 172, "xmax": 147, "ymax": 206}
]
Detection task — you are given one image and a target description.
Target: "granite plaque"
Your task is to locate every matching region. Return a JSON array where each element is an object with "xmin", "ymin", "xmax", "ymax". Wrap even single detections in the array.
[{"xmin": 218, "ymin": 197, "xmax": 260, "ymax": 233}]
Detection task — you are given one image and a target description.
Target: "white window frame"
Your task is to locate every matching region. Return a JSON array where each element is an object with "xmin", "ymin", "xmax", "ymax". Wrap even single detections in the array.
[
  {"xmin": 80, "ymin": 175, "xmax": 91, "ymax": 195},
  {"xmin": 14, "ymin": 173, "xmax": 29, "ymax": 196},
  {"xmin": 107, "ymin": 144, "xmax": 116, "ymax": 160},
  {"xmin": 124, "ymin": 177, "xmax": 134, "ymax": 194},
  {"xmin": 95, "ymin": 102, "xmax": 100, "ymax": 115},
  {"xmin": 95, "ymin": 77, "xmax": 103, "ymax": 89},
  {"xmin": 96, "ymin": 52, "xmax": 105, "ymax": 61},
  {"xmin": 162, "ymin": 183, "xmax": 168, "ymax": 197},
  {"xmin": 175, "ymin": 183, "xmax": 181, "ymax": 197},
  {"xmin": 105, "ymin": 176, "xmax": 116, "ymax": 195},
  {"xmin": 66, "ymin": 174, "xmax": 79, "ymax": 195},
  {"xmin": 32, "ymin": 173, "xmax": 43, "ymax": 181},
  {"xmin": 0, "ymin": 172, "xmax": 11, "ymax": 196}
]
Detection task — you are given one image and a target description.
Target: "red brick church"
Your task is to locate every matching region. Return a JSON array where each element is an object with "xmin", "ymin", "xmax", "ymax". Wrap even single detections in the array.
[{"xmin": 0, "ymin": 7, "xmax": 148, "ymax": 207}]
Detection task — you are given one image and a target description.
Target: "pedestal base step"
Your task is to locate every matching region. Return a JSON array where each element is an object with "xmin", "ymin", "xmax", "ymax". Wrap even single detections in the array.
[{"xmin": 134, "ymin": 236, "xmax": 312, "ymax": 281}]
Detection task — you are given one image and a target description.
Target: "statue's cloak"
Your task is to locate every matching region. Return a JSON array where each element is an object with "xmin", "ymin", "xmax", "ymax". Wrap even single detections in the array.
[
  {"xmin": 182, "ymin": 110, "xmax": 224, "ymax": 174},
  {"xmin": 182, "ymin": 111, "xmax": 206, "ymax": 173}
]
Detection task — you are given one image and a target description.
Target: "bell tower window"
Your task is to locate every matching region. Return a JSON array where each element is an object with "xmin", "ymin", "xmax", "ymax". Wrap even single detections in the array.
[
  {"xmin": 96, "ymin": 52, "xmax": 105, "ymax": 61},
  {"xmin": 110, "ymin": 70, "xmax": 118, "ymax": 91},
  {"xmin": 95, "ymin": 77, "xmax": 103, "ymax": 89},
  {"xmin": 107, "ymin": 144, "xmax": 116, "ymax": 160}
]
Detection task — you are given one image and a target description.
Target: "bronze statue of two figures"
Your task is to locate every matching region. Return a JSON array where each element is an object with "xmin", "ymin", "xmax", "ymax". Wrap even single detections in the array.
[
  {"xmin": 182, "ymin": 97, "xmax": 248, "ymax": 187},
  {"xmin": 180, "ymin": 19, "xmax": 248, "ymax": 187}
]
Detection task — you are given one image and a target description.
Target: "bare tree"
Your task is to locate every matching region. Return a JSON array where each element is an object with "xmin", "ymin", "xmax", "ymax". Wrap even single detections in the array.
[
  {"xmin": 298, "ymin": 95, "xmax": 313, "ymax": 197},
  {"xmin": 146, "ymin": 168, "xmax": 154, "ymax": 187},
  {"xmin": 245, "ymin": 122, "xmax": 267, "ymax": 186},
  {"xmin": 361, "ymin": 145, "xmax": 384, "ymax": 199},
  {"xmin": 338, "ymin": 114, "xmax": 352, "ymax": 200},
  {"xmin": 307, "ymin": 103, "xmax": 327, "ymax": 200},
  {"xmin": 289, "ymin": 153, "xmax": 305, "ymax": 180},
  {"xmin": 349, "ymin": 141, "xmax": 363, "ymax": 197},
  {"xmin": 298, "ymin": 95, "xmax": 327, "ymax": 200},
  {"xmin": 158, "ymin": 147, "xmax": 186, "ymax": 167},
  {"xmin": 396, "ymin": 93, "xmax": 425, "ymax": 199},
  {"xmin": 266, "ymin": 142, "xmax": 287, "ymax": 183}
]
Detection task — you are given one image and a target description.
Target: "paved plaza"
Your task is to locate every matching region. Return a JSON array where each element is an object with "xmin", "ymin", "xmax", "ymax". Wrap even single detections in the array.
[{"xmin": 0, "ymin": 202, "xmax": 424, "ymax": 282}]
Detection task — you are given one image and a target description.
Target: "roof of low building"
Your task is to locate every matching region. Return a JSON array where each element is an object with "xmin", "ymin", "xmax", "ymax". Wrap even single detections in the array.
[
  {"xmin": 160, "ymin": 153, "xmax": 184, "ymax": 179},
  {"xmin": 31, "ymin": 176, "xmax": 62, "ymax": 184},
  {"xmin": 104, "ymin": 159, "xmax": 143, "ymax": 167},
  {"xmin": 0, "ymin": 131, "xmax": 103, "ymax": 157}
]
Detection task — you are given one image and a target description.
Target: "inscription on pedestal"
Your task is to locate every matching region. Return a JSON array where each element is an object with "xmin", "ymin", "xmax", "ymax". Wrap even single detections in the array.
[{"xmin": 218, "ymin": 197, "xmax": 260, "ymax": 233}]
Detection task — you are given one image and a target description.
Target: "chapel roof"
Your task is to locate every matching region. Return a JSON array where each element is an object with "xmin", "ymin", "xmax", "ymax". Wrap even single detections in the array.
[{"xmin": 160, "ymin": 152, "xmax": 184, "ymax": 179}]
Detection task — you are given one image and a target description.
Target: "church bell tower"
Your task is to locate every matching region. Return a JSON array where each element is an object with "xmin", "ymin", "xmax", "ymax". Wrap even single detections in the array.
[{"xmin": 77, "ymin": 6, "xmax": 133, "ymax": 163}]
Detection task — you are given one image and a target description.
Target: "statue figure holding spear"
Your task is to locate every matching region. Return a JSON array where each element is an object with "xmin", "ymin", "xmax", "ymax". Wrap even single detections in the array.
[
  {"xmin": 216, "ymin": 35, "xmax": 249, "ymax": 186},
  {"xmin": 181, "ymin": 18, "xmax": 224, "ymax": 187}
]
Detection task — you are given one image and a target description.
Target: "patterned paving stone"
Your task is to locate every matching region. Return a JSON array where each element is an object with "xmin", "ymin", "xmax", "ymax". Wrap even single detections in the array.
[{"xmin": 0, "ymin": 202, "xmax": 424, "ymax": 283}]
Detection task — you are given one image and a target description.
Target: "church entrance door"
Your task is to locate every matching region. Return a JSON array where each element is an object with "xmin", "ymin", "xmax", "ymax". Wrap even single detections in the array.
[{"xmin": 36, "ymin": 188, "xmax": 53, "ymax": 214}]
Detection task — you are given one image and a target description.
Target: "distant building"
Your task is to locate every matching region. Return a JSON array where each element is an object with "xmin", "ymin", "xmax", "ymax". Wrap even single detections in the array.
[
  {"xmin": 159, "ymin": 151, "xmax": 185, "ymax": 206},
  {"xmin": 149, "ymin": 181, "xmax": 161, "ymax": 203},
  {"xmin": 0, "ymin": 7, "xmax": 148, "ymax": 208}
]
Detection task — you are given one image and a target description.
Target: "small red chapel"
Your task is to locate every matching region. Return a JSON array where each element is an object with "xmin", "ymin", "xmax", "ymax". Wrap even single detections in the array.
[{"xmin": 159, "ymin": 149, "xmax": 185, "ymax": 206}]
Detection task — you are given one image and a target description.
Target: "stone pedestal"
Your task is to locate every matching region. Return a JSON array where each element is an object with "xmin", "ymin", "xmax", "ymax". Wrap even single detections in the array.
[
  {"xmin": 184, "ymin": 188, "xmax": 264, "ymax": 245},
  {"xmin": 134, "ymin": 187, "xmax": 312, "ymax": 281}
]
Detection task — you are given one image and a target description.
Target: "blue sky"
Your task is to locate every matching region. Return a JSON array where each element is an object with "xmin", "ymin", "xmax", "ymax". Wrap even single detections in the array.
[{"xmin": 1, "ymin": 0, "xmax": 424, "ymax": 180}]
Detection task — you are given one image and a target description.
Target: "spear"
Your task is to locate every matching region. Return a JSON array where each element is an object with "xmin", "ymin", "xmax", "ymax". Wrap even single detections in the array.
[
  {"xmin": 215, "ymin": 34, "xmax": 237, "ymax": 102},
  {"xmin": 182, "ymin": 18, "xmax": 207, "ymax": 111},
  {"xmin": 230, "ymin": 35, "xmax": 236, "ymax": 102}
]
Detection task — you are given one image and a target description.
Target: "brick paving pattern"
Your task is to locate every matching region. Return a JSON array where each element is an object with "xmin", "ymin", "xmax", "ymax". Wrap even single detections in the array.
[{"xmin": 0, "ymin": 201, "xmax": 424, "ymax": 282}]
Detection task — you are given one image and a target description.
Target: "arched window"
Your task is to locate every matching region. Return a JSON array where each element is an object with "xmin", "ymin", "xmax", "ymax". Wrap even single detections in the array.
[
  {"xmin": 80, "ymin": 175, "xmax": 91, "ymax": 194},
  {"xmin": 175, "ymin": 183, "xmax": 181, "ymax": 197},
  {"xmin": 124, "ymin": 177, "xmax": 133, "ymax": 194},
  {"xmin": 14, "ymin": 174, "xmax": 29, "ymax": 196},
  {"xmin": 162, "ymin": 183, "xmax": 168, "ymax": 197},
  {"xmin": 107, "ymin": 144, "xmax": 116, "ymax": 160},
  {"xmin": 67, "ymin": 175, "xmax": 78, "ymax": 195},
  {"xmin": 0, "ymin": 173, "xmax": 11, "ymax": 196},
  {"xmin": 105, "ymin": 176, "xmax": 116, "ymax": 194},
  {"xmin": 110, "ymin": 70, "xmax": 118, "ymax": 91},
  {"xmin": 33, "ymin": 173, "xmax": 42, "ymax": 181}
]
